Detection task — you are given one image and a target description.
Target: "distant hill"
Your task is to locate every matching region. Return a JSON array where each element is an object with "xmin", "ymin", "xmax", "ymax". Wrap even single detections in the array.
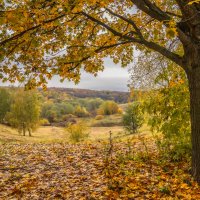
[{"xmin": 46, "ymin": 87, "xmax": 130, "ymax": 103}]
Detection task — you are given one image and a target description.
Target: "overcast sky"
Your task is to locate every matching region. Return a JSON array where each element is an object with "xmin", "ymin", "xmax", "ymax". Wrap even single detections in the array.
[
  {"xmin": 1, "ymin": 58, "xmax": 130, "ymax": 92},
  {"xmin": 48, "ymin": 58, "xmax": 130, "ymax": 91}
]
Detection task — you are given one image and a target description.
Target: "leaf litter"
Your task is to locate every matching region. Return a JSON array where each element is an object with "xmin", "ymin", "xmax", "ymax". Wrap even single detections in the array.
[{"xmin": 0, "ymin": 136, "xmax": 200, "ymax": 200}]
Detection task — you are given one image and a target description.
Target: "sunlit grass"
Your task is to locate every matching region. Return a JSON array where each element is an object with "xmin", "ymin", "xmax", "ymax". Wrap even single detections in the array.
[{"xmin": 0, "ymin": 120, "xmax": 152, "ymax": 144}]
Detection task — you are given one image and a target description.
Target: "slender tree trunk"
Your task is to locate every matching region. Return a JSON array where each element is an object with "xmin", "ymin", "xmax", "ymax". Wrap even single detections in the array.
[
  {"xmin": 22, "ymin": 123, "xmax": 26, "ymax": 136},
  {"xmin": 28, "ymin": 128, "xmax": 32, "ymax": 137},
  {"xmin": 23, "ymin": 128, "xmax": 25, "ymax": 136},
  {"xmin": 187, "ymin": 67, "xmax": 200, "ymax": 183}
]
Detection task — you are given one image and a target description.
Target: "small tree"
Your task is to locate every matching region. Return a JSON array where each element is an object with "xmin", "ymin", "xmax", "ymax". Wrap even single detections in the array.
[
  {"xmin": 41, "ymin": 102, "xmax": 57, "ymax": 123},
  {"xmin": 6, "ymin": 90, "xmax": 41, "ymax": 136},
  {"xmin": 122, "ymin": 103, "xmax": 143, "ymax": 134},
  {"xmin": 66, "ymin": 122, "xmax": 89, "ymax": 143},
  {"xmin": 142, "ymin": 64, "xmax": 191, "ymax": 161},
  {"xmin": 0, "ymin": 88, "xmax": 11, "ymax": 123}
]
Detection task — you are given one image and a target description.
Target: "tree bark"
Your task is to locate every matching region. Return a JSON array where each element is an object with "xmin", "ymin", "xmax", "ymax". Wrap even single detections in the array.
[
  {"xmin": 187, "ymin": 67, "xmax": 200, "ymax": 183},
  {"xmin": 22, "ymin": 123, "xmax": 26, "ymax": 136},
  {"xmin": 28, "ymin": 128, "xmax": 32, "ymax": 137}
]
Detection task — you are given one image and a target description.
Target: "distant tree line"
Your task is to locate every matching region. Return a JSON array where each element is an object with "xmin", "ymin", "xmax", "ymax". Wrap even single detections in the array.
[
  {"xmin": 42, "ymin": 88, "xmax": 130, "ymax": 103},
  {"xmin": 0, "ymin": 87, "xmax": 122, "ymax": 132}
]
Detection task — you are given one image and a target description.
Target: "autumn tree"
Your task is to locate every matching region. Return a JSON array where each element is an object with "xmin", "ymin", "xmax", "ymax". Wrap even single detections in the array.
[
  {"xmin": 122, "ymin": 103, "xmax": 143, "ymax": 134},
  {"xmin": 0, "ymin": 88, "xmax": 11, "ymax": 123},
  {"xmin": 6, "ymin": 90, "xmax": 41, "ymax": 136},
  {"xmin": 0, "ymin": 0, "xmax": 200, "ymax": 181},
  {"xmin": 130, "ymin": 52, "xmax": 191, "ymax": 160}
]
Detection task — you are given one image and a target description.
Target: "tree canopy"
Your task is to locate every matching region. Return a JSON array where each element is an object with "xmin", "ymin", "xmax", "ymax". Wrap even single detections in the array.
[{"xmin": 1, "ymin": 0, "xmax": 199, "ymax": 88}]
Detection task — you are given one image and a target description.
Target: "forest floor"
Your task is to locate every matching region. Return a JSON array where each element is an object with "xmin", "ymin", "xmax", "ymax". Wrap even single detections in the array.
[{"xmin": 0, "ymin": 125, "xmax": 200, "ymax": 199}]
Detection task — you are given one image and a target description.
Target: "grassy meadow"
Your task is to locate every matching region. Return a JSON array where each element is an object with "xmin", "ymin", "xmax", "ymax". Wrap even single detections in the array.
[
  {"xmin": 0, "ymin": 124, "xmax": 125, "ymax": 144},
  {"xmin": 0, "ymin": 114, "xmax": 151, "ymax": 144}
]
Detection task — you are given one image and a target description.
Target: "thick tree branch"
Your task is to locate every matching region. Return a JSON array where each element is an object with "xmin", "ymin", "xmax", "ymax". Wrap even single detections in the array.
[
  {"xmin": 131, "ymin": 0, "xmax": 171, "ymax": 22},
  {"xmin": 141, "ymin": 40, "xmax": 184, "ymax": 67},
  {"xmin": 82, "ymin": 11, "xmax": 184, "ymax": 69},
  {"xmin": 81, "ymin": 12, "xmax": 142, "ymax": 43}
]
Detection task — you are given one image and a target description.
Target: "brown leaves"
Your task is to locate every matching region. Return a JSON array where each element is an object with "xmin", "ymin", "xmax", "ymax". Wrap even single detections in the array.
[
  {"xmin": 103, "ymin": 136, "xmax": 200, "ymax": 200},
  {"xmin": 0, "ymin": 143, "xmax": 107, "ymax": 199},
  {"xmin": 0, "ymin": 136, "xmax": 200, "ymax": 199}
]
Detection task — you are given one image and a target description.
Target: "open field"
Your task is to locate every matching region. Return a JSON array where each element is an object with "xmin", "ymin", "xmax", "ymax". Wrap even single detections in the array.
[{"xmin": 0, "ymin": 124, "xmax": 126, "ymax": 144}]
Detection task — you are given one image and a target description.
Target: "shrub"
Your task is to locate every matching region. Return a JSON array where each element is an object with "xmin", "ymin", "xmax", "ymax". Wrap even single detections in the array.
[
  {"xmin": 66, "ymin": 122, "xmax": 89, "ymax": 143},
  {"xmin": 95, "ymin": 115, "xmax": 104, "ymax": 120},
  {"xmin": 122, "ymin": 103, "xmax": 143, "ymax": 134},
  {"xmin": 97, "ymin": 101, "xmax": 119, "ymax": 115},
  {"xmin": 41, "ymin": 102, "xmax": 57, "ymax": 123},
  {"xmin": 41, "ymin": 102, "xmax": 75, "ymax": 123},
  {"xmin": 62, "ymin": 114, "xmax": 76, "ymax": 121},
  {"xmin": 74, "ymin": 105, "xmax": 89, "ymax": 117},
  {"xmin": 84, "ymin": 98, "xmax": 104, "ymax": 114},
  {"xmin": 117, "ymin": 108, "xmax": 123, "ymax": 114},
  {"xmin": 40, "ymin": 118, "xmax": 50, "ymax": 126}
]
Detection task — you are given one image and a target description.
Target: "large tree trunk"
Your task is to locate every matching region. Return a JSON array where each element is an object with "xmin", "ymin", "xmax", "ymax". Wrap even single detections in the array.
[{"xmin": 187, "ymin": 67, "xmax": 200, "ymax": 183}]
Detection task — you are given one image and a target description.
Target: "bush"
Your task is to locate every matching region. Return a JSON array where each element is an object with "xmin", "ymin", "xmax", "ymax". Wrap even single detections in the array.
[
  {"xmin": 40, "ymin": 118, "xmax": 50, "ymax": 126},
  {"xmin": 66, "ymin": 122, "xmax": 89, "ymax": 143},
  {"xmin": 62, "ymin": 114, "xmax": 76, "ymax": 121},
  {"xmin": 74, "ymin": 105, "xmax": 89, "ymax": 117},
  {"xmin": 41, "ymin": 102, "xmax": 75, "ymax": 123},
  {"xmin": 122, "ymin": 103, "xmax": 143, "ymax": 134},
  {"xmin": 95, "ymin": 115, "xmax": 104, "ymax": 120},
  {"xmin": 118, "ymin": 108, "xmax": 123, "ymax": 114},
  {"xmin": 87, "ymin": 98, "xmax": 103, "ymax": 113},
  {"xmin": 97, "ymin": 101, "xmax": 119, "ymax": 115}
]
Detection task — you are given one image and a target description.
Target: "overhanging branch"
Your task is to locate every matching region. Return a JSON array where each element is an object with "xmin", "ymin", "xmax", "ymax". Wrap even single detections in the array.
[
  {"xmin": 131, "ymin": 0, "xmax": 171, "ymax": 22},
  {"xmin": 82, "ymin": 11, "xmax": 184, "ymax": 69}
]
